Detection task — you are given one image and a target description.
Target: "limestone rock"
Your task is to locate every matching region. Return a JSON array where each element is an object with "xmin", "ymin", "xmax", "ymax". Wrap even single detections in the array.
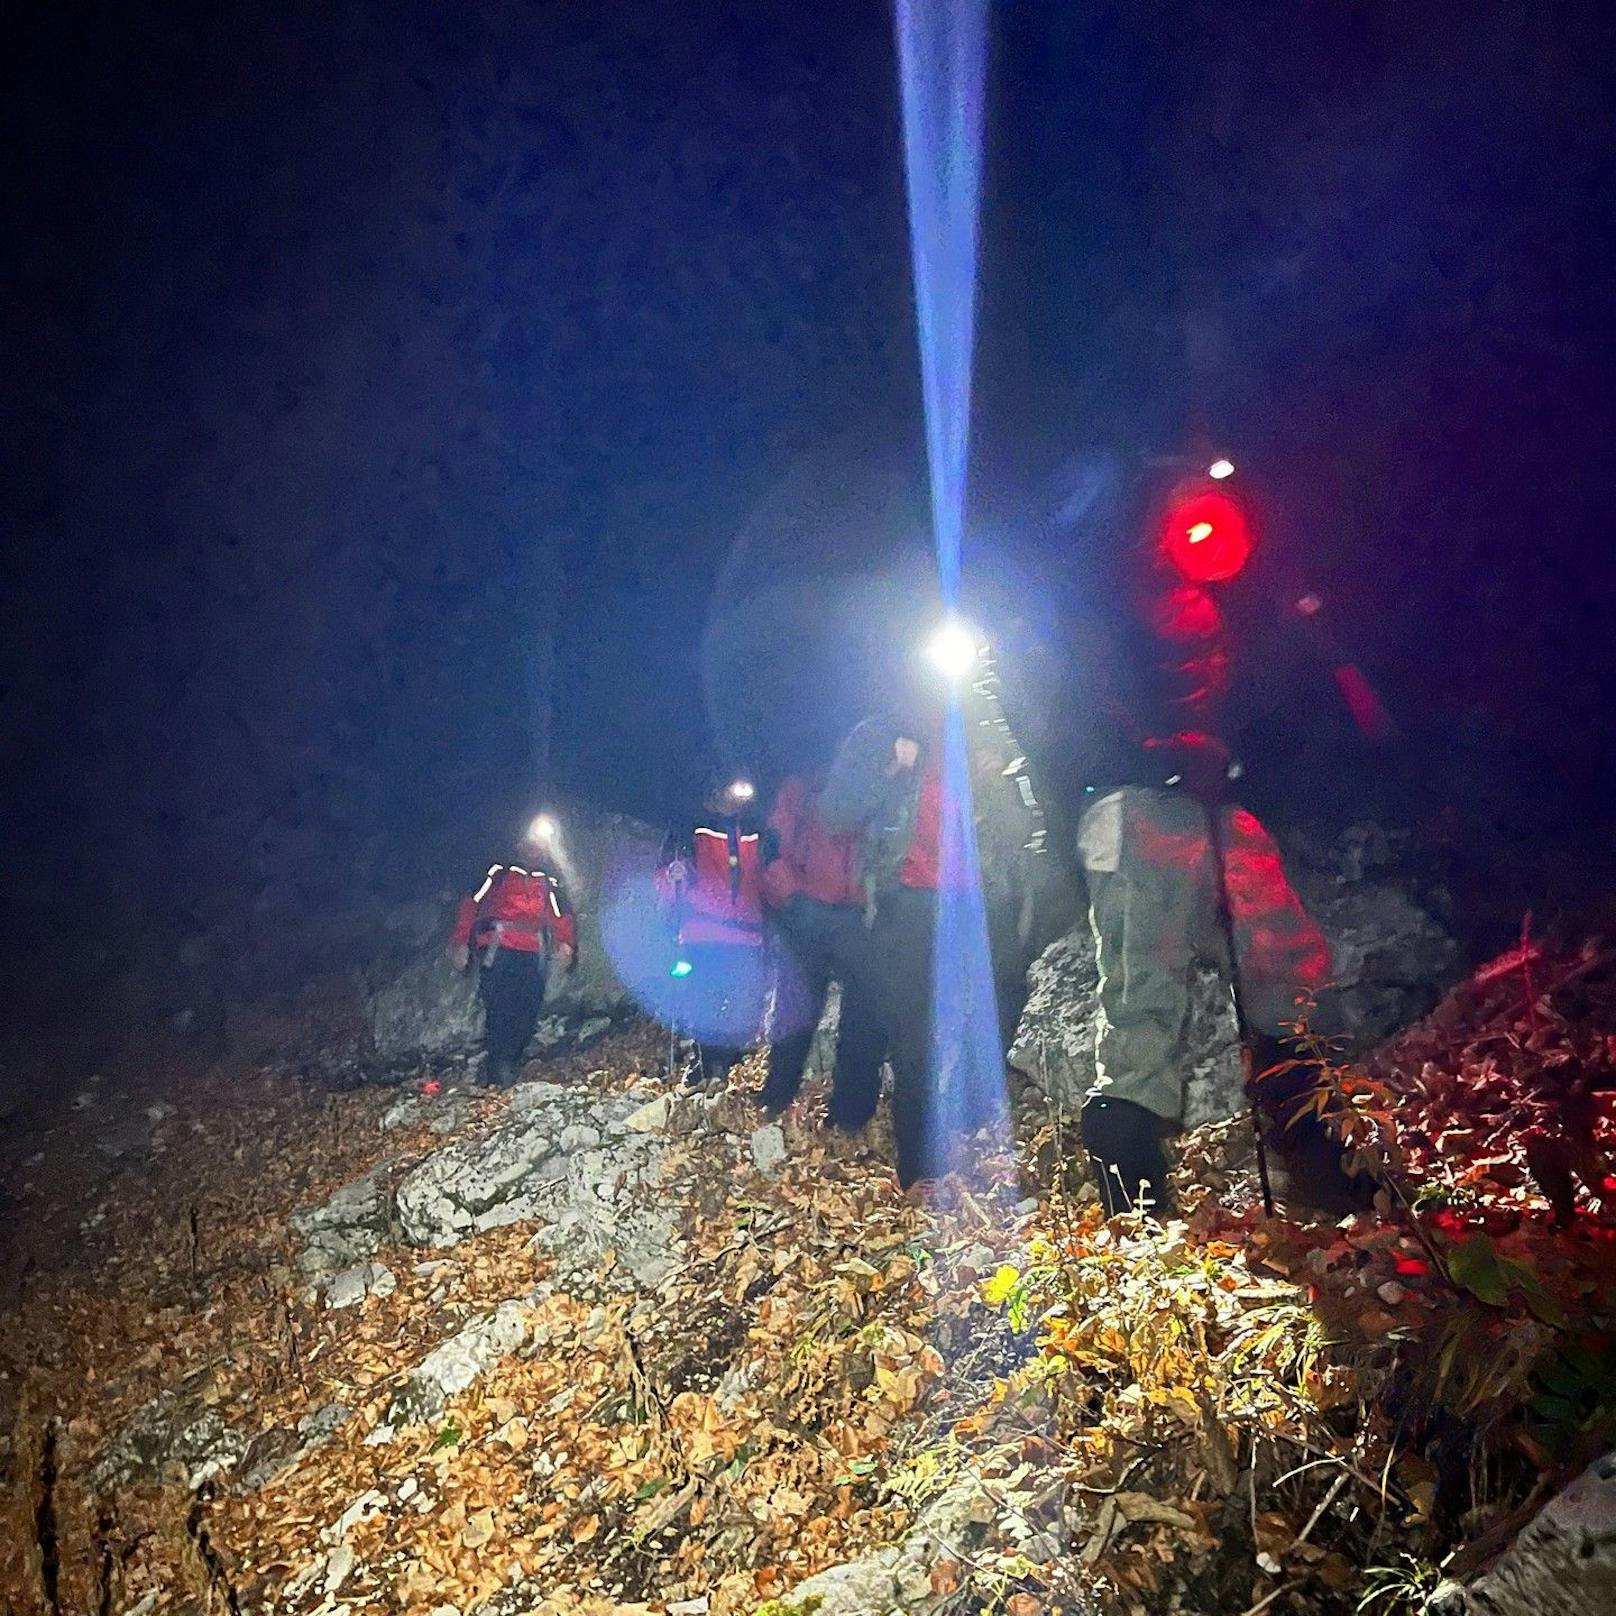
[
  {"xmin": 234, "ymin": 1403, "xmax": 351, "ymax": 1492},
  {"xmin": 379, "ymin": 1299, "xmax": 533, "ymax": 1432},
  {"xmin": 394, "ymin": 1082, "xmax": 675, "ymax": 1290},
  {"xmin": 364, "ymin": 950, "xmax": 486, "ymax": 1065},
  {"xmin": 325, "ymin": 1260, "xmax": 396, "ymax": 1309},
  {"xmin": 788, "ymin": 1477, "xmax": 1046, "ymax": 1614},
  {"xmin": 290, "ymin": 1163, "xmax": 395, "ymax": 1278},
  {"xmin": 88, "ymin": 1374, "xmax": 245, "ymax": 1492},
  {"xmin": 1430, "ymin": 1449, "xmax": 1616, "ymax": 1615},
  {"xmin": 750, "ymin": 1122, "xmax": 788, "ymax": 1175}
]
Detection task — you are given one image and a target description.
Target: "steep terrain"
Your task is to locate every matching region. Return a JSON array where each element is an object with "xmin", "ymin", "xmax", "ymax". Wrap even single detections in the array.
[{"xmin": 2, "ymin": 943, "xmax": 1615, "ymax": 1616}]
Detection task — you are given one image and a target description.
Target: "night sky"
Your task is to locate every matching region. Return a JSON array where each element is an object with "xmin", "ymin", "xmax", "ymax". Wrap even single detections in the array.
[{"xmin": 5, "ymin": 0, "xmax": 1616, "ymax": 971}]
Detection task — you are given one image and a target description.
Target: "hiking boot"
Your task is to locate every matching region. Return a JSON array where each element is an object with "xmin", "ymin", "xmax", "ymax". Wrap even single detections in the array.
[
  {"xmin": 1267, "ymin": 1114, "xmax": 1377, "ymax": 1219},
  {"xmin": 1081, "ymin": 1096, "xmax": 1175, "ymax": 1217},
  {"xmin": 1249, "ymin": 1039, "xmax": 1377, "ymax": 1218}
]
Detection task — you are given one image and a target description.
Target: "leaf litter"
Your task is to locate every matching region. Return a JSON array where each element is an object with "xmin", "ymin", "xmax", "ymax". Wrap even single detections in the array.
[{"xmin": 0, "ymin": 941, "xmax": 1613, "ymax": 1615}]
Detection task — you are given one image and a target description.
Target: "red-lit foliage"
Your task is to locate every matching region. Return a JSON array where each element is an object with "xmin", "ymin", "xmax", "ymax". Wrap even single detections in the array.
[{"xmin": 1375, "ymin": 938, "xmax": 1616, "ymax": 1229}]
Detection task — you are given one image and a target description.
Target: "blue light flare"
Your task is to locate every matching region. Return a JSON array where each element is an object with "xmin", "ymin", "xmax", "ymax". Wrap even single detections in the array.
[
  {"xmin": 894, "ymin": 0, "xmax": 1007, "ymax": 1176},
  {"xmin": 895, "ymin": 0, "xmax": 987, "ymax": 602}
]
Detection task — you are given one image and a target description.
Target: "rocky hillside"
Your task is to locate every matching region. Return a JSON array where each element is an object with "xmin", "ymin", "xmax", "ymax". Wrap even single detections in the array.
[{"xmin": 2, "ymin": 939, "xmax": 1614, "ymax": 1616}]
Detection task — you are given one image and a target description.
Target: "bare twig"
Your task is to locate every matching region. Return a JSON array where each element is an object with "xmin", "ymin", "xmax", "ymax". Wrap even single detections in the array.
[
  {"xmin": 1235, "ymin": 1578, "xmax": 1305, "ymax": 1616},
  {"xmin": 1064, "ymin": 1455, "xmax": 1151, "ymax": 1498},
  {"xmin": 1292, "ymin": 1469, "xmax": 1350, "ymax": 1552}
]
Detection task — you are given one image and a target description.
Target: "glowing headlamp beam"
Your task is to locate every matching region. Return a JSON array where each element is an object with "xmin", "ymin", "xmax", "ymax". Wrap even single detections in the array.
[
  {"xmin": 896, "ymin": 0, "xmax": 986, "ymax": 604},
  {"xmin": 895, "ymin": 0, "xmax": 1007, "ymax": 1180}
]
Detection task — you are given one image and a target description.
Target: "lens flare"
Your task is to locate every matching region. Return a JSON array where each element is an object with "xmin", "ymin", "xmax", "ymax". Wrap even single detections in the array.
[{"xmin": 924, "ymin": 617, "xmax": 985, "ymax": 682}]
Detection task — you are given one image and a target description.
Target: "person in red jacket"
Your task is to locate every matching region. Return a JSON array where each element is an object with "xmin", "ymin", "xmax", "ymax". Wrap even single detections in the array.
[
  {"xmin": 820, "ymin": 697, "xmax": 1038, "ymax": 1188},
  {"xmin": 759, "ymin": 771, "xmax": 887, "ymax": 1126},
  {"xmin": 659, "ymin": 773, "xmax": 770, "ymax": 1087},
  {"xmin": 449, "ymin": 814, "xmax": 576, "ymax": 1086}
]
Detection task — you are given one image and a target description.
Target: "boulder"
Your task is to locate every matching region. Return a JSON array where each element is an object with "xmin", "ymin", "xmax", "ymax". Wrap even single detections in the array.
[
  {"xmin": 325, "ymin": 1260, "xmax": 396, "ymax": 1309},
  {"xmin": 1430, "ymin": 1449, "xmax": 1616, "ymax": 1614},
  {"xmin": 290, "ymin": 1163, "xmax": 397, "ymax": 1279},
  {"xmin": 291, "ymin": 1080, "xmax": 679, "ymax": 1293},
  {"xmin": 363, "ymin": 950, "xmax": 486, "ymax": 1066},
  {"xmin": 1010, "ymin": 822, "xmax": 1460, "ymax": 1122},
  {"xmin": 1286, "ymin": 821, "xmax": 1461, "ymax": 1046},
  {"xmin": 787, "ymin": 1476, "xmax": 1053, "ymax": 1615}
]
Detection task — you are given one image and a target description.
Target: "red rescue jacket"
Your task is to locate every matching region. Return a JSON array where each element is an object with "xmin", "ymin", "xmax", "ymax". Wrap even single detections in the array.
[
  {"xmin": 660, "ymin": 819, "xmax": 764, "ymax": 948},
  {"xmin": 453, "ymin": 863, "xmax": 576, "ymax": 956},
  {"xmin": 761, "ymin": 775, "xmax": 861, "ymax": 909},
  {"xmin": 899, "ymin": 762, "xmax": 947, "ymax": 893}
]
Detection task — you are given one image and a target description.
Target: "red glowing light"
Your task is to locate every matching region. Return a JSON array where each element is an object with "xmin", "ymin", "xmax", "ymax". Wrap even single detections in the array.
[
  {"xmin": 1151, "ymin": 583, "xmax": 1223, "ymax": 642},
  {"xmin": 1160, "ymin": 490, "xmax": 1253, "ymax": 583}
]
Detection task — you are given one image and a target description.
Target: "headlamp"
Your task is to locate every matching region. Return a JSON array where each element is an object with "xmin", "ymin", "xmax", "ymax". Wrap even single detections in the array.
[{"xmin": 924, "ymin": 616, "xmax": 987, "ymax": 682}]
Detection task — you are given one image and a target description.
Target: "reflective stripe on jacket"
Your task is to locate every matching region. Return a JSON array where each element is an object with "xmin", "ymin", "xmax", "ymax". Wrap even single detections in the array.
[{"xmin": 452, "ymin": 864, "xmax": 576, "ymax": 955}]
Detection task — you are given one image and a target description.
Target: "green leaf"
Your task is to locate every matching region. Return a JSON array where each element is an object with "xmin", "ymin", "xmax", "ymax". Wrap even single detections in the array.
[
  {"xmin": 633, "ymin": 1477, "xmax": 671, "ymax": 1501},
  {"xmin": 430, "ymin": 1421, "xmax": 463, "ymax": 1453},
  {"xmin": 1446, "ymin": 1236, "xmax": 1511, "ymax": 1306},
  {"xmin": 1447, "ymin": 1235, "xmax": 1566, "ymax": 1325}
]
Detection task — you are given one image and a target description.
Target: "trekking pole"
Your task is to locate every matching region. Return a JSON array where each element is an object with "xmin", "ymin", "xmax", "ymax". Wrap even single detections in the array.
[
  {"xmin": 663, "ymin": 839, "xmax": 692, "ymax": 1085},
  {"xmin": 1203, "ymin": 801, "xmax": 1277, "ymax": 1218}
]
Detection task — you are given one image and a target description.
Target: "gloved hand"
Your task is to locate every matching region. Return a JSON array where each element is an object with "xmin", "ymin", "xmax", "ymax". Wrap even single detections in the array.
[{"xmin": 447, "ymin": 942, "xmax": 471, "ymax": 972}]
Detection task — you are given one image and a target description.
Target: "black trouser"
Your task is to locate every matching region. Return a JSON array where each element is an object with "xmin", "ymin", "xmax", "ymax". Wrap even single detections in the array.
[
  {"xmin": 864, "ymin": 885, "xmax": 1014, "ymax": 1181},
  {"xmin": 763, "ymin": 897, "xmax": 888, "ymax": 1128},
  {"xmin": 677, "ymin": 940, "xmax": 769, "ymax": 1083},
  {"xmin": 852, "ymin": 886, "xmax": 942, "ymax": 1187},
  {"xmin": 478, "ymin": 948, "xmax": 549, "ymax": 1082}
]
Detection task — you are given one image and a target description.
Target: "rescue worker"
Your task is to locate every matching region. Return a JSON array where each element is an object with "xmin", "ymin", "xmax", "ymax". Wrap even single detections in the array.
[
  {"xmin": 758, "ymin": 770, "xmax": 887, "ymax": 1128},
  {"xmin": 449, "ymin": 814, "xmax": 576, "ymax": 1086},
  {"xmin": 660, "ymin": 773, "xmax": 770, "ymax": 1086},
  {"xmin": 821, "ymin": 679, "xmax": 1039, "ymax": 1188},
  {"xmin": 1068, "ymin": 535, "xmax": 1370, "ymax": 1217}
]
